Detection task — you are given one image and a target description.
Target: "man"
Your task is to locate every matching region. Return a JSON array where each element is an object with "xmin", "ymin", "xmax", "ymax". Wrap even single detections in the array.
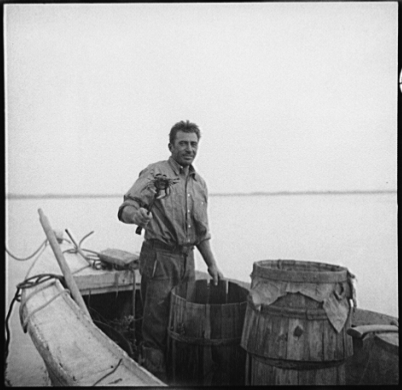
[{"xmin": 117, "ymin": 120, "xmax": 223, "ymax": 381}]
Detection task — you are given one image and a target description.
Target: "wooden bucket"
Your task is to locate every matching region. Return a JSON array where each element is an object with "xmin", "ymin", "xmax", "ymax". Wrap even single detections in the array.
[
  {"xmin": 167, "ymin": 279, "xmax": 249, "ymax": 386},
  {"xmin": 241, "ymin": 260, "xmax": 354, "ymax": 385}
]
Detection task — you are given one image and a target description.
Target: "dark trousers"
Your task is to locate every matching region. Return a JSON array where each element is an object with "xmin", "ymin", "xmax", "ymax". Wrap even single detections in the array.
[{"xmin": 139, "ymin": 240, "xmax": 195, "ymax": 354}]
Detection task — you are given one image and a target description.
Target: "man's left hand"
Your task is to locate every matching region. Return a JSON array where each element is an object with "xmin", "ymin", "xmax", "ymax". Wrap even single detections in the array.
[{"xmin": 208, "ymin": 265, "xmax": 224, "ymax": 286}]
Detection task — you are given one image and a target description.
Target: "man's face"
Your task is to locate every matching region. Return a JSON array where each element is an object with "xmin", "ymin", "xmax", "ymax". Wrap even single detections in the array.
[{"xmin": 169, "ymin": 130, "xmax": 199, "ymax": 167}]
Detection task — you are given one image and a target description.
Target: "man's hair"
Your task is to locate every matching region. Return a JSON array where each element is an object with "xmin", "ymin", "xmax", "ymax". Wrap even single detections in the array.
[{"xmin": 169, "ymin": 120, "xmax": 201, "ymax": 144}]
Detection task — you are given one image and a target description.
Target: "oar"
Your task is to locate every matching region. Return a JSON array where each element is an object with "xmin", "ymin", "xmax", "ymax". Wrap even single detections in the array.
[{"xmin": 38, "ymin": 208, "xmax": 91, "ymax": 319}]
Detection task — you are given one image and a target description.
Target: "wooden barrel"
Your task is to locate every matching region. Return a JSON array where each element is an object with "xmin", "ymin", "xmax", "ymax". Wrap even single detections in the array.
[
  {"xmin": 241, "ymin": 260, "xmax": 354, "ymax": 385},
  {"xmin": 167, "ymin": 279, "xmax": 249, "ymax": 386}
]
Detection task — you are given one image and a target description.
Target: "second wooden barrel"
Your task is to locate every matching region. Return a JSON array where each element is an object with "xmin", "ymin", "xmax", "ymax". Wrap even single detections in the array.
[
  {"xmin": 241, "ymin": 260, "xmax": 355, "ymax": 385},
  {"xmin": 167, "ymin": 279, "xmax": 248, "ymax": 386}
]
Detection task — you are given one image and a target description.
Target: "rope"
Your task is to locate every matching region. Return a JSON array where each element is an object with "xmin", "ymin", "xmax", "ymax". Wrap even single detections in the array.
[
  {"xmin": 21, "ymin": 289, "xmax": 71, "ymax": 333},
  {"xmin": 4, "ymin": 273, "xmax": 65, "ymax": 362},
  {"xmin": 91, "ymin": 358, "xmax": 123, "ymax": 386},
  {"xmin": 5, "ymin": 237, "xmax": 71, "ymax": 261},
  {"xmin": 63, "ymin": 230, "xmax": 106, "ymax": 270},
  {"xmin": 5, "ymin": 240, "xmax": 48, "ymax": 261}
]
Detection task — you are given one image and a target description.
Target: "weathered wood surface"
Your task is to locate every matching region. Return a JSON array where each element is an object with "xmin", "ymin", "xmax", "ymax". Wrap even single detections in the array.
[
  {"xmin": 97, "ymin": 248, "xmax": 139, "ymax": 268},
  {"xmin": 241, "ymin": 260, "xmax": 357, "ymax": 386},
  {"xmin": 25, "ymin": 243, "xmax": 141, "ymax": 295},
  {"xmin": 19, "ymin": 244, "xmax": 398, "ymax": 386},
  {"xmin": 246, "ymin": 354, "xmax": 346, "ymax": 386},
  {"xmin": 38, "ymin": 209, "xmax": 91, "ymax": 318},
  {"xmin": 167, "ymin": 279, "xmax": 248, "ymax": 386},
  {"xmin": 242, "ymin": 293, "xmax": 353, "ymax": 362},
  {"xmin": 347, "ymin": 324, "xmax": 399, "ymax": 339},
  {"xmin": 345, "ymin": 309, "xmax": 399, "ymax": 385},
  {"xmin": 19, "ymin": 244, "xmax": 163, "ymax": 386}
]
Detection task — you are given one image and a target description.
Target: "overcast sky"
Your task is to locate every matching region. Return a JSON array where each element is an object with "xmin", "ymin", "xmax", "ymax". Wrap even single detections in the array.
[{"xmin": 4, "ymin": 2, "xmax": 398, "ymax": 195}]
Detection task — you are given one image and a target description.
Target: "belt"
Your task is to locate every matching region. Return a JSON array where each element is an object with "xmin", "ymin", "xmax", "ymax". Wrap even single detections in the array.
[{"xmin": 147, "ymin": 240, "xmax": 194, "ymax": 255}]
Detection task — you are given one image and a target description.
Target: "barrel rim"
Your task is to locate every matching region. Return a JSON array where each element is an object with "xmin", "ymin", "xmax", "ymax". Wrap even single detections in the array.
[
  {"xmin": 252, "ymin": 259, "xmax": 349, "ymax": 283},
  {"xmin": 170, "ymin": 279, "xmax": 249, "ymax": 307},
  {"xmin": 170, "ymin": 291, "xmax": 248, "ymax": 309}
]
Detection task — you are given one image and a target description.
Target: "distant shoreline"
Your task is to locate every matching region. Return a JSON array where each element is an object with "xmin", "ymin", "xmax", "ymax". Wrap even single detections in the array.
[{"xmin": 5, "ymin": 190, "xmax": 397, "ymax": 200}]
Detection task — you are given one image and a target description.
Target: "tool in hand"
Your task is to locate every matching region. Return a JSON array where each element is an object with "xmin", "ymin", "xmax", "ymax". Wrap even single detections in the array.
[{"xmin": 135, "ymin": 173, "xmax": 179, "ymax": 235}]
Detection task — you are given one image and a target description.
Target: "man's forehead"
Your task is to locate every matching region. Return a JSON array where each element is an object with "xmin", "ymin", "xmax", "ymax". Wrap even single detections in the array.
[{"xmin": 174, "ymin": 131, "xmax": 198, "ymax": 142}]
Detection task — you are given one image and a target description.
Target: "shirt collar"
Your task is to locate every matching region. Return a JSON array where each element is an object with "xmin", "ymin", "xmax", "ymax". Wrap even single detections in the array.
[{"xmin": 168, "ymin": 156, "xmax": 197, "ymax": 180}]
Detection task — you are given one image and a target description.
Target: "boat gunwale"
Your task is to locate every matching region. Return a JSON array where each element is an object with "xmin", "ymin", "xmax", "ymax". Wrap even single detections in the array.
[{"xmin": 18, "ymin": 247, "xmax": 164, "ymax": 386}]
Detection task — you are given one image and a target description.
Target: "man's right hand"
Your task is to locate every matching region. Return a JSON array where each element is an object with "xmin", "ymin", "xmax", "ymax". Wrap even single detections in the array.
[{"xmin": 132, "ymin": 207, "xmax": 153, "ymax": 228}]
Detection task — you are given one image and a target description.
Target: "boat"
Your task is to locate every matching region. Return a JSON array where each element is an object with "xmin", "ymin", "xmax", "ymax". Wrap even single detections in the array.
[{"xmin": 17, "ymin": 211, "xmax": 398, "ymax": 386}]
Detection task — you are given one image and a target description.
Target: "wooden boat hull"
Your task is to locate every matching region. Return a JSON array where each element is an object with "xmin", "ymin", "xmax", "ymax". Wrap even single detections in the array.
[{"xmin": 19, "ymin": 244, "xmax": 164, "ymax": 386}]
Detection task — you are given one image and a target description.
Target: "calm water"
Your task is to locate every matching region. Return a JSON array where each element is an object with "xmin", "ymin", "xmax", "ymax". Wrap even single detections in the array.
[{"xmin": 5, "ymin": 194, "xmax": 398, "ymax": 386}]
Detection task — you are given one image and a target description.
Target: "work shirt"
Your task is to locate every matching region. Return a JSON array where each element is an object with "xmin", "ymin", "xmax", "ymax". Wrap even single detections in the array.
[{"xmin": 118, "ymin": 156, "xmax": 211, "ymax": 246}]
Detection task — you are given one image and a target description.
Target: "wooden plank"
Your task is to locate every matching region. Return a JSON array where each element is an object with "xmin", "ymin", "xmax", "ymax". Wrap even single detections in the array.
[
  {"xmin": 253, "ymin": 309, "xmax": 267, "ymax": 357},
  {"xmin": 185, "ymin": 281, "xmax": 197, "ymax": 302},
  {"xmin": 195, "ymin": 279, "xmax": 209, "ymax": 304},
  {"xmin": 286, "ymin": 317, "xmax": 305, "ymax": 360},
  {"xmin": 21, "ymin": 280, "xmax": 164, "ymax": 386},
  {"xmin": 307, "ymin": 317, "xmax": 323, "ymax": 361},
  {"xmin": 245, "ymin": 354, "xmax": 251, "ymax": 385},
  {"xmin": 75, "ymin": 270, "xmax": 137, "ymax": 294},
  {"xmin": 276, "ymin": 366, "xmax": 298, "ymax": 385},
  {"xmin": 245, "ymin": 306, "xmax": 259, "ymax": 353},
  {"xmin": 263, "ymin": 313, "xmax": 275, "ymax": 359},
  {"xmin": 334, "ymin": 320, "xmax": 345, "ymax": 360},
  {"xmin": 38, "ymin": 209, "xmax": 91, "ymax": 319},
  {"xmin": 240, "ymin": 304, "xmax": 254, "ymax": 351},
  {"xmin": 314, "ymin": 366, "xmax": 332, "ymax": 386},
  {"xmin": 98, "ymin": 248, "xmax": 139, "ymax": 268},
  {"xmin": 298, "ymin": 366, "xmax": 316, "ymax": 385},
  {"xmin": 323, "ymin": 321, "xmax": 336, "ymax": 361},
  {"xmin": 337, "ymin": 363, "xmax": 346, "ymax": 384},
  {"xmin": 351, "ymin": 308, "xmax": 398, "ymax": 327},
  {"xmin": 343, "ymin": 312, "xmax": 354, "ymax": 358},
  {"xmin": 271, "ymin": 311, "xmax": 289, "ymax": 360},
  {"xmin": 347, "ymin": 324, "xmax": 399, "ymax": 339},
  {"xmin": 210, "ymin": 300, "xmax": 221, "ymax": 340}
]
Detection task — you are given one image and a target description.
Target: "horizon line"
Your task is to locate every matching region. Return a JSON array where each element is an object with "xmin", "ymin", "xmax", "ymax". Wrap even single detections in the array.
[{"xmin": 5, "ymin": 189, "xmax": 397, "ymax": 199}]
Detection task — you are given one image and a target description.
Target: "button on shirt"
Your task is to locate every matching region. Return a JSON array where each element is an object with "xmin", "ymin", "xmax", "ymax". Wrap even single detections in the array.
[{"xmin": 118, "ymin": 157, "xmax": 211, "ymax": 246}]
